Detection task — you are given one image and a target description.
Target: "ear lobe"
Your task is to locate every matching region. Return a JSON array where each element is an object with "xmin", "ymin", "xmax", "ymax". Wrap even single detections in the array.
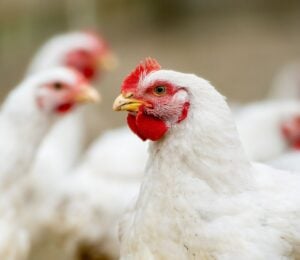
[
  {"xmin": 177, "ymin": 102, "xmax": 190, "ymax": 123},
  {"xmin": 172, "ymin": 90, "xmax": 190, "ymax": 123}
]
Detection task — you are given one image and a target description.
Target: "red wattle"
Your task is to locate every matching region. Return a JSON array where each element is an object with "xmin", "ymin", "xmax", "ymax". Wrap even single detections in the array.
[
  {"xmin": 127, "ymin": 112, "xmax": 168, "ymax": 141},
  {"xmin": 127, "ymin": 114, "xmax": 142, "ymax": 139}
]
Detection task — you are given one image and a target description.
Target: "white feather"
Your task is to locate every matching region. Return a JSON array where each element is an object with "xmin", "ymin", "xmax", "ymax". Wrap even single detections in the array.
[{"xmin": 235, "ymin": 100, "xmax": 300, "ymax": 161}]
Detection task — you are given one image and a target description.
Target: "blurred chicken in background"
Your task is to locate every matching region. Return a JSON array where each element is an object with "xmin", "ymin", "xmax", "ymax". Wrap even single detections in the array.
[
  {"xmin": 10, "ymin": 31, "xmax": 145, "ymax": 260},
  {"xmin": 235, "ymin": 63, "xmax": 300, "ymax": 171},
  {"xmin": 0, "ymin": 67, "xmax": 99, "ymax": 260},
  {"xmin": 31, "ymin": 31, "xmax": 117, "ymax": 181}
]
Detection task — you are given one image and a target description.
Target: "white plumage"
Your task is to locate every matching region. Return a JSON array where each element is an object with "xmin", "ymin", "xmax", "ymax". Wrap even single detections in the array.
[
  {"xmin": 21, "ymin": 32, "xmax": 146, "ymax": 259},
  {"xmin": 0, "ymin": 67, "xmax": 91, "ymax": 260},
  {"xmin": 234, "ymin": 64, "xmax": 300, "ymax": 164},
  {"xmin": 30, "ymin": 126, "xmax": 146, "ymax": 259},
  {"xmin": 268, "ymin": 151, "xmax": 300, "ymax": 172},
  {"xmin": 30, "ymin": 31, "xmax": 108, "ymax": 181},
  {"xmin": 27, "ymin": 32, "xmax": 104, "ymax": 75},
  {"xmin": 0, "ymin": 67, "xmax": 81, "ymax": 188},
  {"xmin": 117, "ymin": 69, "xmax": 300, "ymax": 259},
  {"xmin": 235, "ymin": 100, "xmax": 300, "ymax": 161}
]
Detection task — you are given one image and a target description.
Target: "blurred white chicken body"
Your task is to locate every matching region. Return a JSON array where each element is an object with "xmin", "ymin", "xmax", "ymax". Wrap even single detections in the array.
[
  {"xmin": 82, "ymin": 126, "xmax": 148, "ymax": 178},
  {"xmin": 27, "ymin": 33, "xmax": 103, "ymax": 75},
  {"xmin": 269, "ymin": 151, "xmax": 300, "ymax": 172},
  {"xmin": 23, "ymin": 32, "xmax": 150, "ymax": 259},
  {"xmin": 0, "ymin": 69, "xmax": 76, "ymax": 187},
  {"xmin": 30, "ymin": 32, "xmax": 108, "ymax": 178},
  {"xmin": 0, "ymin": 67, "xmax": 94, "ymax": 260},
  {"xmin": 0, "ymin": 73, "xmax": 55, "ymax": 260},
  {"xmin": 235, "ymin": 100, "xmax": 300, "ymax": 161},
  {"xmin": 261, "ymin": 63, "xmax": 300, "ymax": 170},
  {"xmin": 34, "ymin": 126, "xmax": 146, "ymax": 259}
]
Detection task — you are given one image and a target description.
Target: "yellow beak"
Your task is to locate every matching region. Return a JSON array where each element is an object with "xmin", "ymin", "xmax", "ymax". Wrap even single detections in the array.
[
  {"xmin": 113, "ymin": 93, "xmax": 144, "ymax": 112},
  {"xmin": 75, "ymin": 85, "xmax": 101, "ymax": 104},
  {"xmin": 99, "ymin": 52, "xmax": 118, "ymax": 71}
]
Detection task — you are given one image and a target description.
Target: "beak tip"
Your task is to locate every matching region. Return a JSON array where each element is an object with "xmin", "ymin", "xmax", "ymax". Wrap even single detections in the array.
[
  {"xmin": 112, "ymin": 99, "xmax": 121, "ymax": 111},
  {"xmin": 112, "ymin": 93, "xmax": 143, "ymax": 112},
  {"xmin": 100, "ymin": 53, "xmax": 119, "ymax": 71},
  {"xmin": 75, "ymin": 86, "xmax": 101, "ymax": 104}
]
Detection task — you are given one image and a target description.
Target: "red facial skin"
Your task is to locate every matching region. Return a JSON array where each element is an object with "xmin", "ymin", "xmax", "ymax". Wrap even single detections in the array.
[
  {"xmin": 37, "ymin": 73, "xmax": 87, "ymax": 115},
  {"xmin": 281, "ymin": 116, "xmax": 300, "ymax": 150},
  {"xmin": 65, "ymin": 50, "xmax": 97, "ymax": 81},
  {"xmin": 64, "ymin": 33, "xmax": 110, "ymax": 81},
  {"xmin": 121, "ymin": 58, "xmax": 190, "ymax": 141}
]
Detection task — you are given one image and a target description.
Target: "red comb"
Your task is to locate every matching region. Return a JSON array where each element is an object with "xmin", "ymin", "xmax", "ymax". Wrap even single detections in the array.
[{"xmin": 121, "ymin": 58, "xmax": 161, "ymax": 92}]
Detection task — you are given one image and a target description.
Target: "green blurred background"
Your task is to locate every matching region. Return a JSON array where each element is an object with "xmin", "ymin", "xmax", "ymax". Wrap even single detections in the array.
[{"xmin": 1, "ymin": 0, "xmax": 300, "ymax": 122}]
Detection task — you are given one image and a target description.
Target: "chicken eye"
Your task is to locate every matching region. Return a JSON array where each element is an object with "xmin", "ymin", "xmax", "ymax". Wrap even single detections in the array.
[
  {"xmin": 53, "ymin": 82, "xmax": 63, "ymax": 90},
  {"xmin": 153, "ymin": 86, "xmax": 166, "ymax": 96}
]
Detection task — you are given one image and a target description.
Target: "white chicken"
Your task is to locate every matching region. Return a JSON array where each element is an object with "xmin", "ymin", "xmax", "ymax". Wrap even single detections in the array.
[
  {"xmin": 43, "ymin": 157, "xmax": 141, "ymax": 259},
  {"xmin": 235, "ymin": 100, "xmax": 300, "ymax": 161},
  {"xmin": 20, "ymin": 32, "xmax": 147, "ymax": 260},
  {"xmin": 113, "ymin": 58, "xmax": 300, "ymax": 259},
  {"xmin": 235, "ymin": 63, "xmax": 300, "ymax": 164},
  {"xmin": 263, "ymin": 63, "xmax": 300, "ymax": 171},
  {"xmin": 0, "ymin": 67, "xmax": 98, "ymax": 189},
  {"xmin": 267, "ymin": 115, "xmax": 300, "ymax": 171},
  {"xmin": 0, "ymin": 67, "xmax": 99, "ymax": 260},
  {"xmin": 30, "ymin": 127, "xmax": 146, "ymax": 259},
  {"xmin": 29, "ymin": 31, "xmax": 116, "ymax": 180}
]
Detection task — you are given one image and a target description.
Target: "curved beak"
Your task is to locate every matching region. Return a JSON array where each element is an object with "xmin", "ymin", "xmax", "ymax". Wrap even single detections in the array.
[
  {"xmin": 99, "ymin": 52, "xmax": 118, "ymax": 71},
  {"xmin": 75, "ymin": 85, "xmax": 101, "ymax": 104},
  {"xmin": 113, "ymin": 93, "xmax": 145, "ymax": 112}
]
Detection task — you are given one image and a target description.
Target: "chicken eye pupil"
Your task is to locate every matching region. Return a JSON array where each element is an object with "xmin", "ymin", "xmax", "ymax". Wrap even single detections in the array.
[
  {"xmin": 53, "ymin": 82, "xmax": 63, "ymax": 90},
  {"xmin": 154, "ymin": 86, "xmax": 166, "ymax": 95}
]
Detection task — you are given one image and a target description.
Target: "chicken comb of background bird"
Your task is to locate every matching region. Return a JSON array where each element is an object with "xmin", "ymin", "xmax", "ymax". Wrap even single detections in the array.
[
  {"xmin": 121, "ymin": 58, "xmax": 161, "ymax": 92},
  {"xmin": 27, "ymin": 31, "xmax": 117, "ymax": 81}
]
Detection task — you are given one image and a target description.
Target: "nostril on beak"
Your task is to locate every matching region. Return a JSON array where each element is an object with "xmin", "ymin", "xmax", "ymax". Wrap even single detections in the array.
[{"xmin": 123, "ymin": 92, "xmax": 133, "ymax": 98}]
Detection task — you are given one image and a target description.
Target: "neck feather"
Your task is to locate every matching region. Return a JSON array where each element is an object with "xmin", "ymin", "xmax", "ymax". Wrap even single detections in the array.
[
  {"xmin": 146, "ymin": 80, "xmax": 254, "ymax": 193},
  {"xmin": 0, "ymin": 86, "xmax": 56, "ymax": 186}
]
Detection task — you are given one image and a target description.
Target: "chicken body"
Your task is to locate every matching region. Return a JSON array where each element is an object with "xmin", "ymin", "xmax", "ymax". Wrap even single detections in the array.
[
  {"xmin": 0, "ymin": 68, "xmax": 98, "ymax": 260},
  {"xmin": 0, "ymin": 78, "xmax": 54, "ymax": 260},
  {"xmin": 235, "ymin": 100, "xmax": 300, "ymax": 161},
  {"xmin": 32, "ymin": 126, "xmax": 146, "ymax": 259},
  {"xmin": 30, "ymin": 31, "xmax": 113, "ymax": 179},
  {"xmin": 0, "ymin": 82, "xmax": 55, "ymax": 188},
  {"xmin": 268, "ymin": 151, "xmax": 300, "ymax": 172},
  {"xmin": 234, "ymin": 63, "xmax": 300, "ymax": 164}
]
